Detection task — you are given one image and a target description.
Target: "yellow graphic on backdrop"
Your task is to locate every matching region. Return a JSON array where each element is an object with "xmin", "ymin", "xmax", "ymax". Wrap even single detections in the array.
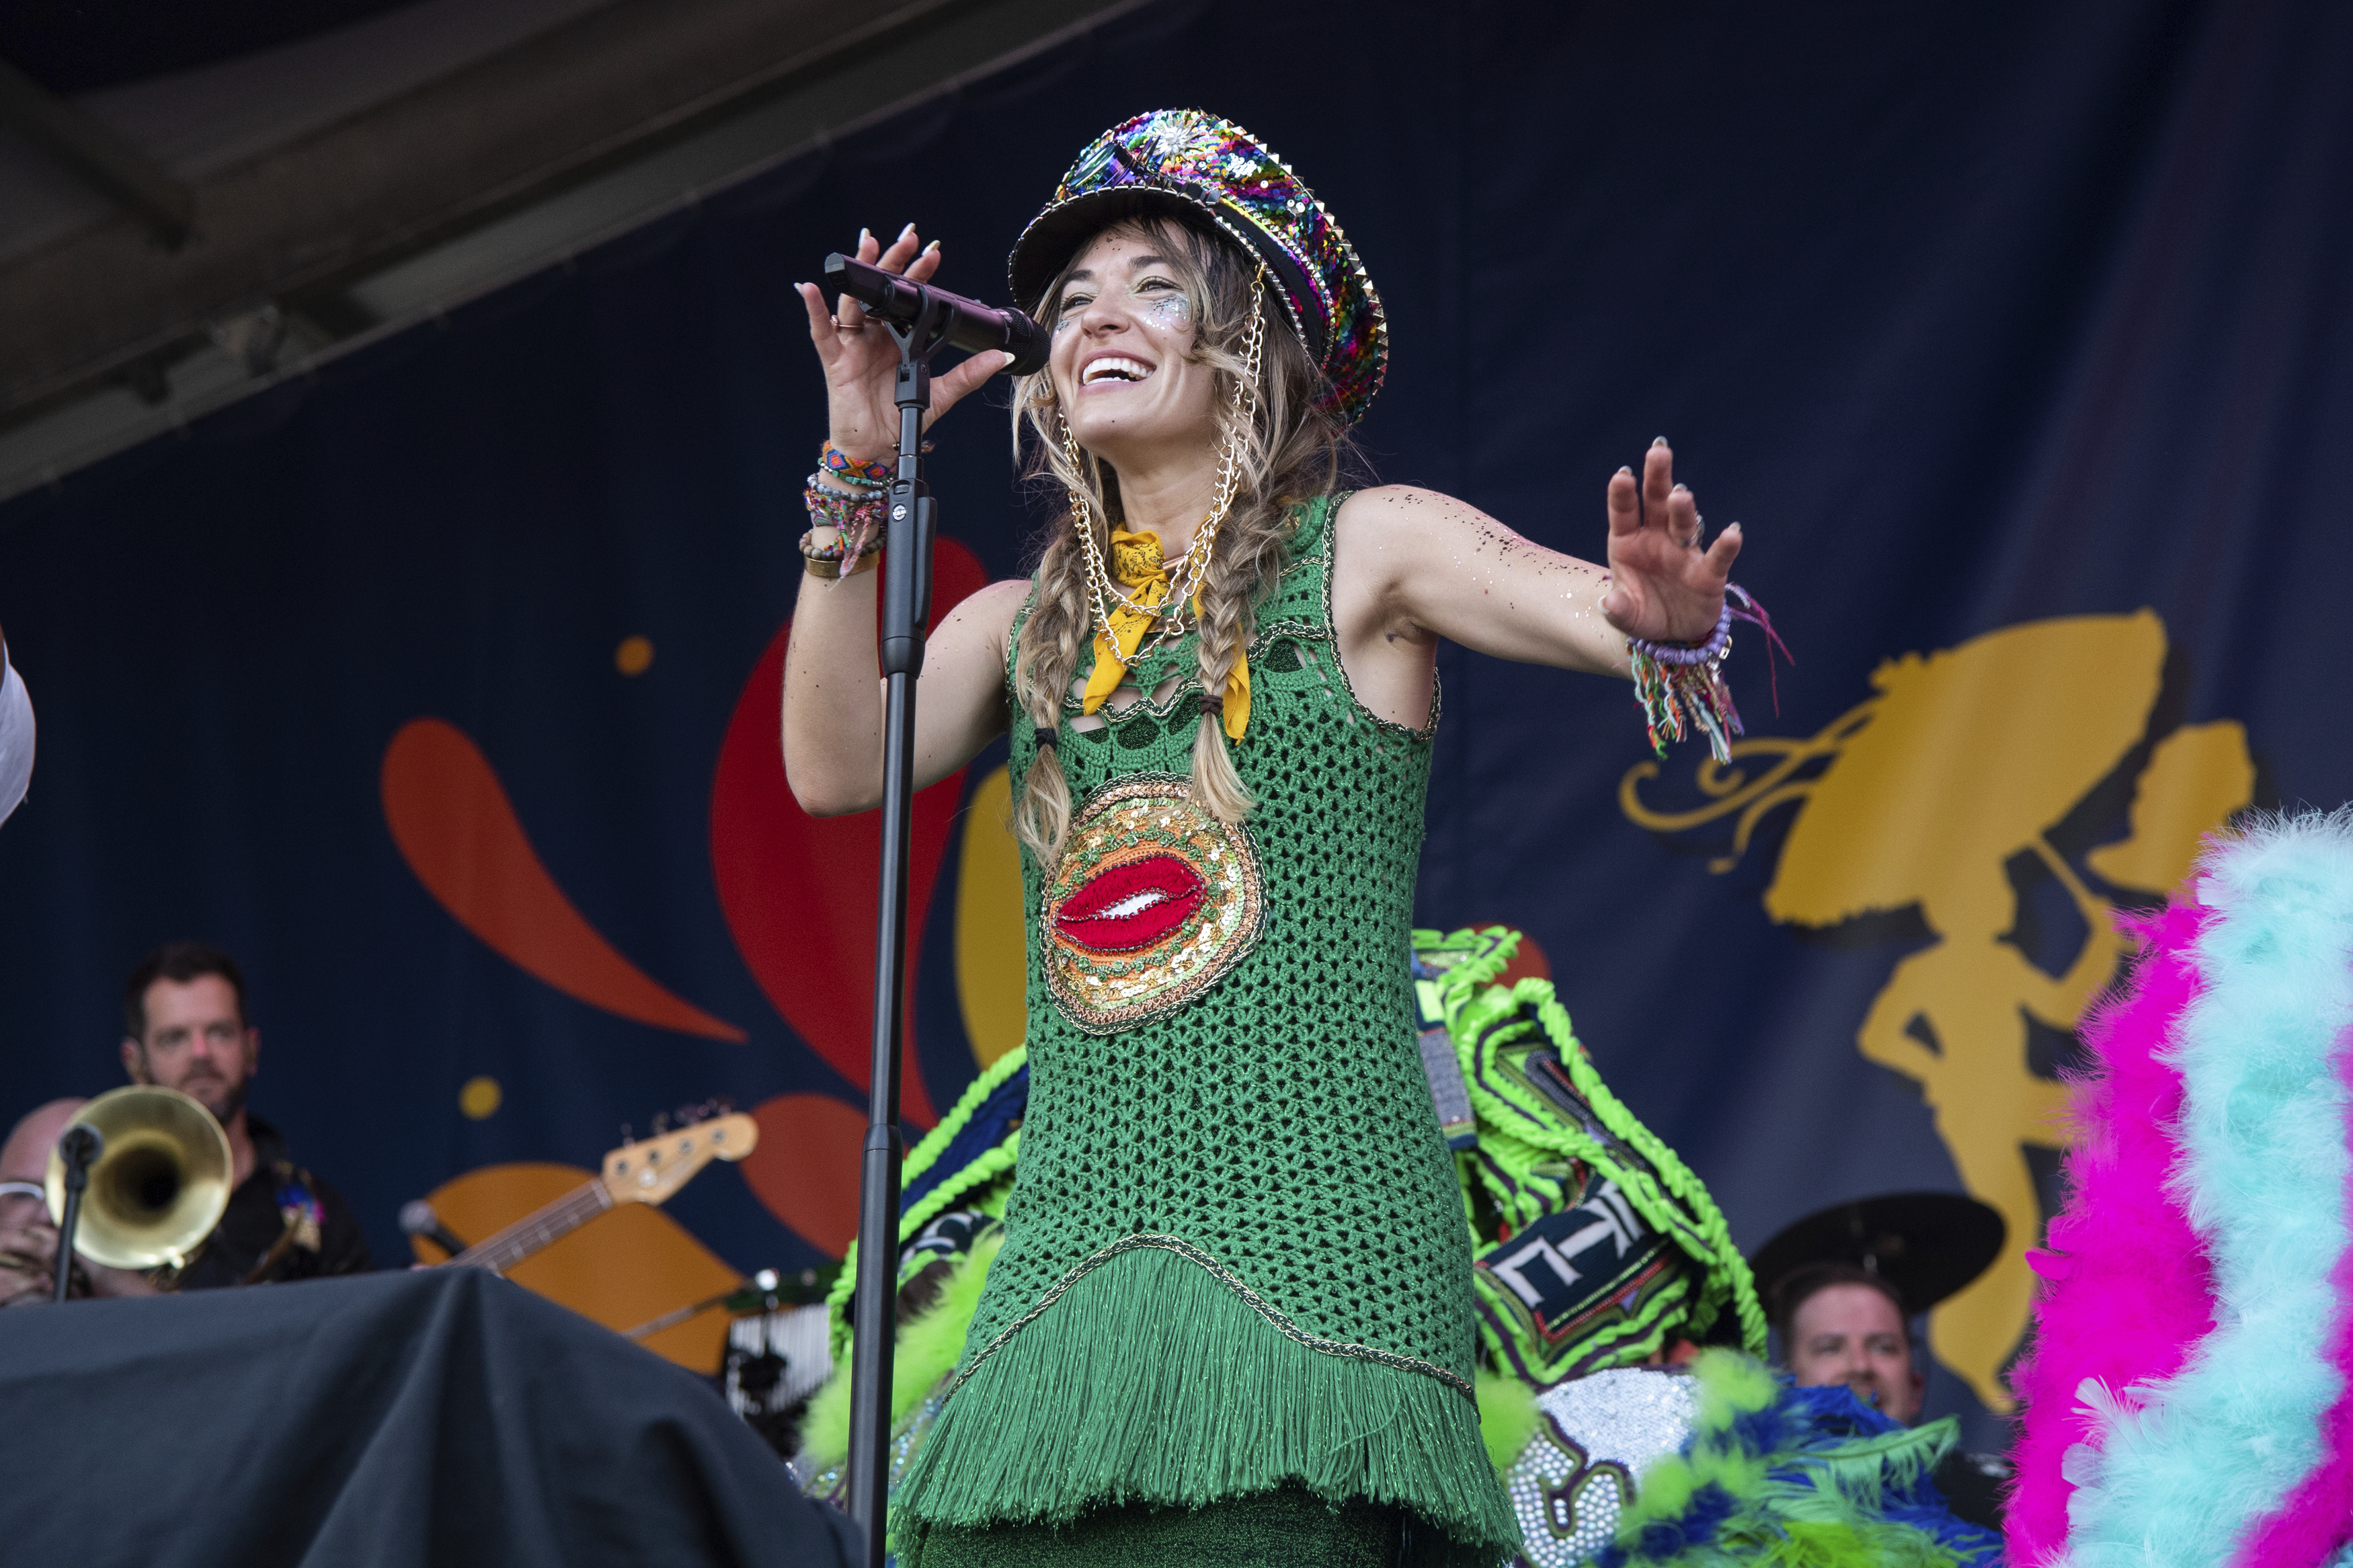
[
  {"xmin": 1623, "ymin": 611, "xmax": 2254, "ymax": 1411},
  {"xmin": 956, "ymin": 765, "xmax": 1029, "ymax": 1069}
]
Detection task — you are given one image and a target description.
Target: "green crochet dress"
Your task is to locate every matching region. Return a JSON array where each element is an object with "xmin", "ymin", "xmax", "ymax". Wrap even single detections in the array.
[{"xmin": 894, "ymin": 495, "xmax": 1519, "ymax": 1566}]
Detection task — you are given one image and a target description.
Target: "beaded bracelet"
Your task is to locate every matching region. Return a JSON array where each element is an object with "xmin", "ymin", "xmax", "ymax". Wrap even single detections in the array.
[
  {"xmin": 820, "ymin": 438, "xmax": 934, "ymax": 489},
  {"xmin": 800, "ymin": 520, "xmax": 881, "ymax": 579},
  {"xmin": 801, "ymin": 540, "xmax": 880, "ymax": 580},
  {"xmin": 801, "ymin": 476, "xmax": 883, "ymax": 579},
  {"xmin": 1627, "ymin": 599, "xmax": 1732, "ymax": 667},
  {"xmin": 820, "ymin": 440, "xmax": 893, "ymax": 488},
  {"xmin": 805, "ymin": 474, "xmax": 887, "ymax": 529},
  {"xmin": 1625, "ymin": 583, "xmax": 1786, "ymax": 766}
]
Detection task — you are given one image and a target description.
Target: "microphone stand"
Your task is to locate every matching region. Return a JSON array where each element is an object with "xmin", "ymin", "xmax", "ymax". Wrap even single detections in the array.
[
  {"xmin": 846, "ymin": 288, "xmax": 945, "ymax": 1565},
  {"xmin": 52, "ymin": 1124, "xmax": 100, "ymax": 1305}
]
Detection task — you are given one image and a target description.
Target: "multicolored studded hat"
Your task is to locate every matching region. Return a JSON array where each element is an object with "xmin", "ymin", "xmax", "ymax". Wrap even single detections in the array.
[{"xmin": 1008, "ymin": 109, "xmax": 1388, "ymax": 427}]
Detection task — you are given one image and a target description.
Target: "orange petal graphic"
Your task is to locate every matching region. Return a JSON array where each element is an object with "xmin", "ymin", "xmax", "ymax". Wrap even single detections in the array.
[
  {"xmin": 383, "ymin": 717, "xmax": 745, "ymax": 1041},
  {"xmin": 740, "ymin": 1093, "xmax": 867, "ymax": 1257}
]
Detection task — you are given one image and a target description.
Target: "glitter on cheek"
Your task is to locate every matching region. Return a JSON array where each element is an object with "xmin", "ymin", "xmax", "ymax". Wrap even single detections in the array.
[{"xmin": 1146, "ymin": 292, "xmax": 1193, "ymax": 331}]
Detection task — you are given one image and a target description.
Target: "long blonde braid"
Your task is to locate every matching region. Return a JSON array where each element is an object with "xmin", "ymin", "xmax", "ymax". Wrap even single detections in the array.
[{"xmin": 1008, "ymin": 216, "xmax": 1350, "ymax": 862}]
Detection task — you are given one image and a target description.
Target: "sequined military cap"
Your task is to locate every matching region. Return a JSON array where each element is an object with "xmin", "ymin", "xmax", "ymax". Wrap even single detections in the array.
[{"xmin": 1008, "ymin": 109, "xmax": 1388, "ymax": 427}]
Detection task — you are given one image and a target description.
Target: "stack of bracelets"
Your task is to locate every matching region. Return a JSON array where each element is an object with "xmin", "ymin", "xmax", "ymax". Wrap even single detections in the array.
[
  {"xmin": 1624, "ymin": 583, "xmax": 1785, "ymax": 766},
  {"xmin": 800, "ymin": 440, "xmax": 892, "ymax": 579}
]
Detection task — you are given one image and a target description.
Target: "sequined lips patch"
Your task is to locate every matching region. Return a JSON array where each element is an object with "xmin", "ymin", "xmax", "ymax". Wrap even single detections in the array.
[
  {"xmin": 1043, "ymin": 775, "xmax": 1265, "ymax": 1032},
  {"xmin": 1054, "ymin": 854, "xmax": 1206, "ymax": 952}
]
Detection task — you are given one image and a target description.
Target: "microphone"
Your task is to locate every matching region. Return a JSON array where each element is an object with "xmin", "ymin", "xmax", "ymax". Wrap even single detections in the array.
[
  {"xmin": 822, "ymin": 253, "xmax": 1049, "ymax": 376},
  {"xmin": 57, "ymin": 1123, "xmax": 103, "ymax": 1168},
  {"xmin": 399, "ymin": 1199, "xmax": 469, "ymax": 1259}
]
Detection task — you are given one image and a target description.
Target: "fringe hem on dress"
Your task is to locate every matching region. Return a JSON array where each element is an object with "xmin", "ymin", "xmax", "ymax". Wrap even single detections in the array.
[{"xmin": 891, "ymin": 1241, "xmax": 1521, "ymax": 1568}]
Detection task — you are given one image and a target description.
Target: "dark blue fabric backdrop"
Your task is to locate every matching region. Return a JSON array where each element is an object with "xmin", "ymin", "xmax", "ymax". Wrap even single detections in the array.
[{"xmin": 3, "ymin": 0, "xmax": 2348, "ymax": 1446}]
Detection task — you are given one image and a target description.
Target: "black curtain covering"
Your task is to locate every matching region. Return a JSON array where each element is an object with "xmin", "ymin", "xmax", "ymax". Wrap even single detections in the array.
[
  {"xmin": 0, "ymin": 1270, "xmax": 860, "ymax": 1566},
  {"xmin": 1, "ymin": 0, "xmax": 2348, "ymax": 1450}
]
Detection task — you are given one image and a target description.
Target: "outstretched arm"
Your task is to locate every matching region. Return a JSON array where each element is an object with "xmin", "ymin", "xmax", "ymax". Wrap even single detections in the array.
[{"xmin": 1336, "ymin": 441, "xmax": 1740, "ymax": 679}]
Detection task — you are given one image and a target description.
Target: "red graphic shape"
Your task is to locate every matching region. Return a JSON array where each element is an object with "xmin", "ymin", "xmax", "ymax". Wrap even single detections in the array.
[
  {"xmin": 383, "ymin": 718, "xmax": 746, "ymax": 1040},
  {"xmin": 1470, "ymin": 925, "xmax": 1552, "ymax": 990},
  {"xmin": 740, "ymin": 1092, "xmax": 867, "ymax": 1257},
  {"xmin": 1056, "ymin": 854, "xmax": 1206, "ymax": 952},
  {"xmin": 709, "ymin": 537, "xmax": 989, "ymax": 1128}
]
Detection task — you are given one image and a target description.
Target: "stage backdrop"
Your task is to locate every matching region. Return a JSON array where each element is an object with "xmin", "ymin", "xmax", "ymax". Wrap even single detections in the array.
[{"xmin": 3, "ymin": 0, "xmax": 2346, "ymax": 1439}]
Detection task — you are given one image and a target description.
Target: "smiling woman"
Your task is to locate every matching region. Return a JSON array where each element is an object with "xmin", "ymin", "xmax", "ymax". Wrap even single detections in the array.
[{"xmin": 776, "ymin": 109, "xmax": 1754, "ymax": 1567}]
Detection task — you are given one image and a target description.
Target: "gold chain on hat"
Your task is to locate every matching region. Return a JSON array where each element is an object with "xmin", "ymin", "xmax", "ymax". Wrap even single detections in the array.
[{"xmin": 1063, "ymin": 261, "xmax": 1269, "ymax": 665}]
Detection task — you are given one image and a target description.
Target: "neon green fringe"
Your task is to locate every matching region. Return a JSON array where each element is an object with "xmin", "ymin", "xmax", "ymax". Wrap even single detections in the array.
[
  {"xmin": 891, "ymin": 1243, "xmax": 1521, "ymax": 1568},
  {"xmin": 1476, "ymin": 1368, "xmax": 1539, "ymax": 1477},
  {"xmin": 1612, "ymin": 1351, "xmax": 1964, "ymax": 1568},
  {"xmin": 799, "ymin": 1230, "xmax": 1005, "ymax": 1472},
  {"xmin": 826, "ymin": 1048, "xmax": 1026, "ymax": 1359}
]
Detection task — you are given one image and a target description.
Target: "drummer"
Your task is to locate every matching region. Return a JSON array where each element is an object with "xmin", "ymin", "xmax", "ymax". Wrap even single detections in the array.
[
  {"xmin": 1753, "ymin": 1192, "xmax": 2013, "ymax": 1531},
  {"xmin": 1774, "ymin": 1260, "xmax": 1923, "ymax": 1421}
]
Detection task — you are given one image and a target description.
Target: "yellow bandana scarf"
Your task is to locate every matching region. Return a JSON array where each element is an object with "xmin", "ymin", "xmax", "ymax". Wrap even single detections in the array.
[{"xmin": 1081, "ymin": 528, "xmax": 1250, "ymax": 741}]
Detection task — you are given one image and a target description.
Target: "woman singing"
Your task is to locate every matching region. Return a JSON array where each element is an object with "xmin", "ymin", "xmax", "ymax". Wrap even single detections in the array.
[{"xmin": 783, "ymin": 110, "xmax": 1746, "ymax": 1567}]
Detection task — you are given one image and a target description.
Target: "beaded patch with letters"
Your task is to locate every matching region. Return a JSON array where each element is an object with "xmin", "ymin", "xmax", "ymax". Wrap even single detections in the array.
[
  {"xmin": 1502, "ymin": 1366, "xmax": 1698, "ymax": 1567},
  {"xmin": 1043, "ymin": 775, "xmax": 1265, "ymax": 1033}
]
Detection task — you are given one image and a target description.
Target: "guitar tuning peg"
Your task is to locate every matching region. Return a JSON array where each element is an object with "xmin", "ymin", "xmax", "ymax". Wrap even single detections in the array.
[
  {"xmin": 620, "ymin": 1122, "xmax": 634, "ymax": 1146},
  {"xmin": 651, "ymin": 1111, "xmax": 670, "ymax": 1136}
]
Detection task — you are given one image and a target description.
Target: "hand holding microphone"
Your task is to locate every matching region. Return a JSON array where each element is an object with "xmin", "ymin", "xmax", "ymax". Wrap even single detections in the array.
[
  {"xmin": 795, "ymin": 224, "xmax": 1036, "ymax": 464},
  {"xmin": 820, "ymin": 252, "xmax": 1047, "ymax": 374}
]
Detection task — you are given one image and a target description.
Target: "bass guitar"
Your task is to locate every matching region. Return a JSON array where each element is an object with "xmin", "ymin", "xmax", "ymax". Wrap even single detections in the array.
[{"xmin": 436, "ymin": 1108, "xmax": 760, "ymax": 1275}]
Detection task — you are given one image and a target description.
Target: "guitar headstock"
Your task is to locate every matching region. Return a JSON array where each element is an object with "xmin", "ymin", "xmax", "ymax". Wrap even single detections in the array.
[{"xmin": 601, "ymin": 1106, "xmax": 759, "ymax": 1207}]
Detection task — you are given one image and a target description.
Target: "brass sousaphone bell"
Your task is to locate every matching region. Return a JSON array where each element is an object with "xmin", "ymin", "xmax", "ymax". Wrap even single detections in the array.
[{"xmin": 45, "ymin": 1085, "xmax": 232, "ymax": 1270}]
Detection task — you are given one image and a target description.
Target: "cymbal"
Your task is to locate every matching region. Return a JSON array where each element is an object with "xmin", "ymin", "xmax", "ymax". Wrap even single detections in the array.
[{"xmin": 1750, "ymin": 1192, "xmax": 2005, "ymax": 1317}]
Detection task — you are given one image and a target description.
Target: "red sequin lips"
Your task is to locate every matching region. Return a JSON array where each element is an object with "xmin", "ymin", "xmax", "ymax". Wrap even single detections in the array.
[
  {"xmin": 1055, "ymin": 855, "xmax": 1206, "ymax": 952},
  {"xmin": 1041, "ymin": 776, "xmax": 1266, "ymax": 1034}
]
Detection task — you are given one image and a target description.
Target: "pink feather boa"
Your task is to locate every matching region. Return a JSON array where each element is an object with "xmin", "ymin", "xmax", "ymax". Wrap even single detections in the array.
[{"xmin": 2005, "ymin": 901, "xmax": 2217, "ymax": 1563}]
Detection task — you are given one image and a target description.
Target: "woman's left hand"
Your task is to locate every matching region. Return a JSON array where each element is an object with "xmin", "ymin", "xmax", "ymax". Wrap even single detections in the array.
[{"xmin": 1600, "ymin": 440, "xmax": 1741, "ymax": 644}]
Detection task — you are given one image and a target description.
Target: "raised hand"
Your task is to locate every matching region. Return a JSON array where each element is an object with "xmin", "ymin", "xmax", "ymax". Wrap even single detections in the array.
[
  {"xmin": 1599, "ymin": 440, "xmax": 1741, "ymax": 645},
  {"xmin": 795, "ymin": 224, "xmax": 1012, "ymax": 467}
]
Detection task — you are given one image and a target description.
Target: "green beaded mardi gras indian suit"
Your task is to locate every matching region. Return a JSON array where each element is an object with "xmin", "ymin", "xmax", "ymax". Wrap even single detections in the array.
[{"xmin": 893, "ymin": 495, "xmax": 1519, "ymax": 1566}]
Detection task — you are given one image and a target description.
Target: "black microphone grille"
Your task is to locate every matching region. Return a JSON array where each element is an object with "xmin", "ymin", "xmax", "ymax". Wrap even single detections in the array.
[{"xmin": 1002, "ymin": 315, "xmax": 1050, "ymax": 377}]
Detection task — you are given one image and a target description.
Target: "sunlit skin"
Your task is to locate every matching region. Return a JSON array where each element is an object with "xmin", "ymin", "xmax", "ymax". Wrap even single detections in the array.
[
  {"xmin": 119, "ymin": 974, "xmax": 260, "ymax": 1189},
  {"xmin": 1786, "ymin": 1282, "xmax": 1925, "ymax": 1424},
  {"xmin": 781, "ymin": 224, "xmax": 1740, "ymax": 815}
]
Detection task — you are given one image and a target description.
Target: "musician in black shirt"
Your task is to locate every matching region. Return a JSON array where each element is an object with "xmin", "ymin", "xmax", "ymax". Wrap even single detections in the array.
[{"xmin": 120, "ymin": 942, "xmax": 369, "ymax": 1288}]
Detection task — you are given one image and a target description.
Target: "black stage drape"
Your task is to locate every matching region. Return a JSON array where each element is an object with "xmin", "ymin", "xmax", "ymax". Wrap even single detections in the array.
[{"xmin": 0, "ymin": 1270, "xmax": 859, "ymax": 1566}]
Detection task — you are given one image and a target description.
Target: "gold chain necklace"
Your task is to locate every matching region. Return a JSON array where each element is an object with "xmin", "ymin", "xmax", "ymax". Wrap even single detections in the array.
[{"xmin": 1064, "ymin": 262, "xmax": 1269, "ymax": 667}]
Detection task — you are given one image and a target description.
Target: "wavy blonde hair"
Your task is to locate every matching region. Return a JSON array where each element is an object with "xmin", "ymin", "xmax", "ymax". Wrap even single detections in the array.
[{"xmin": 1006, "ymin": 217, "xmax": 1353, "ymax": 862}]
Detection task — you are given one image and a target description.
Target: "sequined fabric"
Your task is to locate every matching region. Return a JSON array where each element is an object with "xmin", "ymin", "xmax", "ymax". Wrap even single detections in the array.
[
  {"xmin": 793, "ymin": 1386, "xmax": 948, "ymax": 1507},
  {"xmin": 1007, "ymin": 108, "xmax": 1388, "ymax": 428},
  {"xmin": 1502, "ymin": 1368, "xmax": 1698, "ymax": 1567},
  {"xmin": 1040, "ymin": 776, "xmax": 1267, "ymax": 1032}
]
